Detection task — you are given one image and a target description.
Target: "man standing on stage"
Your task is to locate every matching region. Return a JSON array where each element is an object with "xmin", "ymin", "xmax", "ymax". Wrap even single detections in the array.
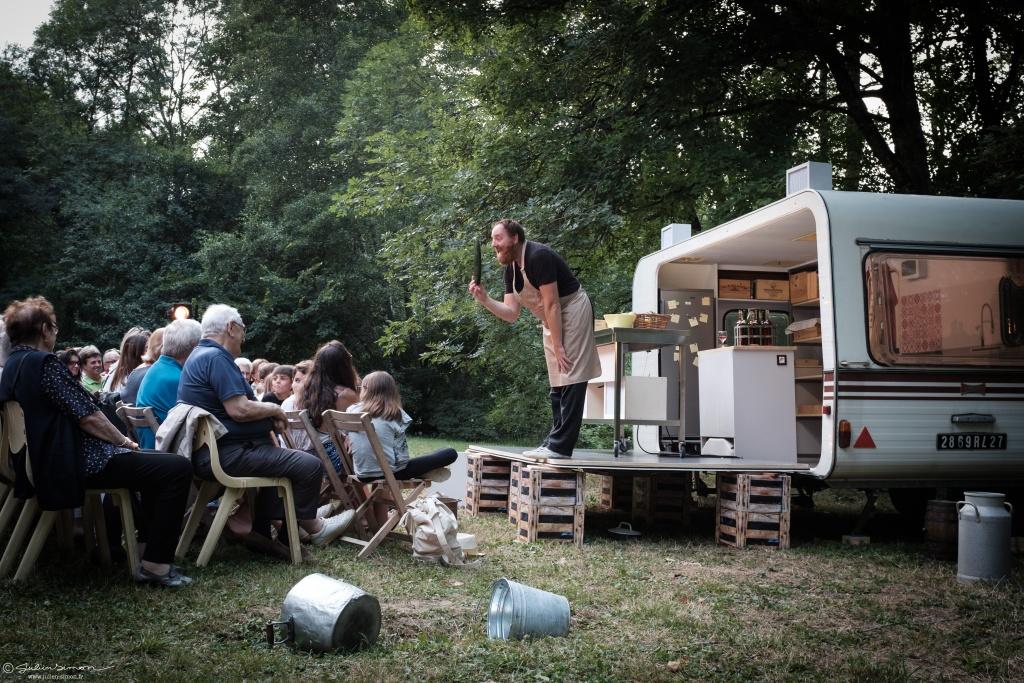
[{"xmin": 469, "ymin": 218, "xmax": 601, "ymax": 458}]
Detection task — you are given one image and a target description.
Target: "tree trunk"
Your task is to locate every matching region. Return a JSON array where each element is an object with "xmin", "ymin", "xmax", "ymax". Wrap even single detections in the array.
[{"xmin": 870, "ymin": 1, "xmax": 932, "ymax": 194}]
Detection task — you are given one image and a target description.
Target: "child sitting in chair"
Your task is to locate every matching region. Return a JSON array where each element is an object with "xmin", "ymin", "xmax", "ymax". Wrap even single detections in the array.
[{"xmin": 347, "ymin": 371, "xmax": 457, "ymax": 482}]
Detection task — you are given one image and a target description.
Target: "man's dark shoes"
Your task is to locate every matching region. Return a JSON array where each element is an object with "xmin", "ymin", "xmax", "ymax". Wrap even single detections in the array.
[
  {"xmin": 135, "ymin": 565, "xmax": 194, "ymax": 588},
  {"xmin": 244, "ymin": 530, "xmax": 311, "ymax": 561}
]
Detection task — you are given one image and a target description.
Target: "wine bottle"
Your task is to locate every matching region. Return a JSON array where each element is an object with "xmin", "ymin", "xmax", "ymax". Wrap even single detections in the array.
[
  {"xmin": 734, "ymin": 309, "xmax": 748, "ymax": 346},
  {"xmin": 762, "ymin": 309, "xmax": 774, "ymax": 345},
  {"xmin": 746, "ymin": 309, "xmax": 759, "ymax": 346}
]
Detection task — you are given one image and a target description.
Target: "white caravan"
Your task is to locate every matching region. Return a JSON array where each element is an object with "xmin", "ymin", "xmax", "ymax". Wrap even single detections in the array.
[{"xmin": 631, "ymin": 189, "xmax": 1024, "ymax": 500}]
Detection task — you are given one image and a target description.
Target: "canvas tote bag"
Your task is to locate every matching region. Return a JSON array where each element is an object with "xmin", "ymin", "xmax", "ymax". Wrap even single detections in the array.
[{"xmin": 401, "ymin": 496, "xmax": 465, "ymax": 565}]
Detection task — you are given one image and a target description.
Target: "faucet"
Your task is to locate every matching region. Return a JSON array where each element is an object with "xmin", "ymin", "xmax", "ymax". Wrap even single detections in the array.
[{"xmin": 980, "ymin": 303, "xmax": 994, "ymax": 347}]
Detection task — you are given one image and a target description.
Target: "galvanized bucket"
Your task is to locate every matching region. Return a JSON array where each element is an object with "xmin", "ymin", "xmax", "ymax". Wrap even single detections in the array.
[
  {"xmin": 957, "ymin": 492, "xmax": 1014, "ymax": 583},
  {"xmin": 266, "ymin": 573, "xmax": 381, "ymax": 652},
  {"xmin": 487, "ymin": 578, "xmax": 570, "ymax": 640}
]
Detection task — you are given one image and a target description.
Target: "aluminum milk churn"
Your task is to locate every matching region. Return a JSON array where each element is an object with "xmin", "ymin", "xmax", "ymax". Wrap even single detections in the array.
[{"xmin": 956, "ymin": 492, "xmax": 1014, "ymax": 583}]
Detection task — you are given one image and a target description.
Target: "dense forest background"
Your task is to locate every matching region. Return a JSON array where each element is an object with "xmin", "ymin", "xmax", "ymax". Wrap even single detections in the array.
[{"xmin": 2, "ymin": 0, "xmax": 1022, "ymax": 442}]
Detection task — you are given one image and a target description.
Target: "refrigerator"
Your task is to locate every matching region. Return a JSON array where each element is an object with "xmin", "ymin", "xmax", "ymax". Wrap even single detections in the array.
[{"xmin": 659, "ymin": 289, "xmax": 716, "ymax": 453}]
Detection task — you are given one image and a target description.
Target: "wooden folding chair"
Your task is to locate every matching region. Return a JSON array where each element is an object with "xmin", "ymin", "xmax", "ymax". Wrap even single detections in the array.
[
  {"xmin": 320, "ymin": 410, "xmax": 430, "ymax": 559},
  {"xmin": 0, "ymin": 402, "xmax": 139, "ymax": 581},
  {"xmin": 116, "ymin": 404, "xmax": 160, "ymax": 444},
  {"xmin": 0, "ymin": 405, "xmax": 22, "ymax": 540},
  {"xmin": 280, "ymin": 410, "xmax": 368, "ymax": 539},
  {"xmin": 175, "ymin": 415, "xmax": 303, "ymax": 566}
]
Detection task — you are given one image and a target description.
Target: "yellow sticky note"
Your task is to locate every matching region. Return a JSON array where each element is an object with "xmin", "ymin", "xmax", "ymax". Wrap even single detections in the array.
[
  {"xmin": 699, "ymin": 313, "xmax": 708, "ymax": 323},
  {"xmin": 667, "ymin": 300, "xmax": 679, "ymax": 310},
  {"xmin": 701, "ymin": 296, "xmax": 711, "ymax": 306},
  {"xmin": 673, "ymin": 352, "xmax": 680, "ymax": 362},
  {"xmin": 692, "ymin": 356, "xmax": 699, "ymax": 367},
  {"xmin": 689, "ymin": 343, "xmax": 699, "ymax": 354},
  {"xmin": 670, "ymin": 314, "xmax": 680, "ymax": 324},
  {"xmin": 689, "ymin": 317, "xmax": 698, "ymax": 327}
]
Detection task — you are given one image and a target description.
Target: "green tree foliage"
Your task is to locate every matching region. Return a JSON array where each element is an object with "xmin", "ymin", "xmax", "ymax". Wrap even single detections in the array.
[
  {"xmin": 194, "ymin": 0, "xmax": 405, "ymax": 364},
  {"xmin": 1, "ymin": 1, "xmax": 1020, "ymax": 440}
]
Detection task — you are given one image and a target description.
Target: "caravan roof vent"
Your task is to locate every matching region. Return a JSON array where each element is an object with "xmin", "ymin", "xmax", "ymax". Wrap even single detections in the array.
[
  {"xmin": 660, "ymin": 223, "xmax": 692, "ymax": 249},
  {"xmin": 786, "ymin": 162, "xmax": 833, "ymax": 195}
]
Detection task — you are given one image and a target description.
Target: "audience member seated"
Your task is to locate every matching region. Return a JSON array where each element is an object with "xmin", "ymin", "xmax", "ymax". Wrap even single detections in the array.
[
  {"xmin": 121, "ymin": 327, "xmax": 164, "ymax": 405},
  {"xmin": 0, "ymin": 296, "xmax": 194, "ymax": 587},
  {"xmin": 78, "ymin": 345, "xmax": 104, "ymax": 393},
  {"xmin": 281, "ymin": 360, "xmax": 311, "ymax": 449},
  {"xmin": 249, "ymin": 358, "xmax": 267, "ymax": 393},
  {"xmin": 135, "ymin": 320, "xmax": 202, "ymax": 449},
  {"xmin": 57, "ymin": 348, "xmax": 81, "ymax": 380},
  {"xmin": 260, "ymin": 364, "xmax": 294, "ymax": 405},
  {"xmin": 0, "ymin": 318, "xmax": 8, "ymax": 379},
  {"xmin": 252, "ymin": 362, "xmax": 274, "ymax": 399},
  {"xmin": 254, "ymin": 362, "xmax": 276, "ymax": 400},
  {"xmin": 297, "ymin": 341, "xmax": 361, "ymax": 473},
  {"xmin": 234, "ymin": 357, "xmax": 252, "ymax": 384},
  {"xmin": 348, "ymin": 371, "xmax": 456, "ymax": 482},
  {"xmin": 104, "ymin": 327, "xmax": 150, "ymax": 394},
  {"xmin": 102, "ymin": 348, "xmax": 120, "ymax": 376},
  {"xmin": 178, "ymin": 304, "xmax": 353, "ymax": 560}
]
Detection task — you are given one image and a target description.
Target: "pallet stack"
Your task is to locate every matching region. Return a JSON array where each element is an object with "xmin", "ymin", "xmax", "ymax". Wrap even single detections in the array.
[
  {"xmin": 597, "ymin": 474, "xmax": 634, "ymax": 512},
  {"xmin": 515, "ymin": 464, "xmax": 585, "ymax": 548},
  {"xmin": 715, "ymin": 472, "xmax": 791, "ymax": 549},
  {"xmin": 464, "ymin": 451, "xmax": 512, "ymax": 516},
  {"xmin": 508, "ymin": 461, "xmax": 524, "ymax": 523},
  {"xmin": 631, "ymin": 473, "xmax": 692, "ymax": 527}
]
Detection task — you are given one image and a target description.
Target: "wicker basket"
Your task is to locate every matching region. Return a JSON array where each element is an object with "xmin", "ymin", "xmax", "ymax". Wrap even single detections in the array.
[{"xmin": 634, "ymin": 312, "xmax": 670, "ymax": 329}]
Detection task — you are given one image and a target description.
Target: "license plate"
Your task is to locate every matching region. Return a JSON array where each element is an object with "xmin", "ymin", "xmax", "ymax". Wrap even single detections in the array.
[{"xmin": 936, "ymin": 433, "xmax": 1007, "ymax": 450}]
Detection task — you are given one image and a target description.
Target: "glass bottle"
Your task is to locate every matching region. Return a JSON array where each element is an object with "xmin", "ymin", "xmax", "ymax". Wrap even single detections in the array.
[
  {"xmin": 746, "ymin": 309, "xmax": 759, "ymax": 346},
  {"xmin": 734, "ymin": 309, "xmax": 748, "ymax": 346},
  {"xmin": 762, "ymin": 309, "xmax": 775, "ymax": 345}
]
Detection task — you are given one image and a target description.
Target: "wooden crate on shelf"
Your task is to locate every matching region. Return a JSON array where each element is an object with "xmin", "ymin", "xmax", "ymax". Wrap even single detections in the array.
[
  {"xmin": 515, "ymin": 465, "xmax": 586, "ymax": 548},
  {"xmin": 632, "ymin": 473, "xmax": 692, "ymax": 526},
  {"xmin": 715, "ymin": 472, "xmax": 791, "ymax": 549},
  {"xmin": 465, "ymin": 452, "xmax": 512, "ymax": 516},
  {"xmin": 598, "ymin": 474, "xmax": 634, "ymax": 512}
]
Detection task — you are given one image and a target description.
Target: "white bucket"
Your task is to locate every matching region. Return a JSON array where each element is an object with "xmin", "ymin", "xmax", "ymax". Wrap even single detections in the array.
[{"xmin": 486, "ymin": 578, "xmax": 570, "ymax": 640}]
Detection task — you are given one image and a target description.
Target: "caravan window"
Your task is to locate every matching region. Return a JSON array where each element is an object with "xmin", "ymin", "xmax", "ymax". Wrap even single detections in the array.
[{"xmin": 865, "ymin": 252, "xmax": 1024, "ymax": 367}]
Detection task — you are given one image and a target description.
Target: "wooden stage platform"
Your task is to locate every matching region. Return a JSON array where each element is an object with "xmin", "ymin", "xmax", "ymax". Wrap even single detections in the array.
[{"xmin": 466, "ymin": 444, "xmax": 810, "ymax": 475}]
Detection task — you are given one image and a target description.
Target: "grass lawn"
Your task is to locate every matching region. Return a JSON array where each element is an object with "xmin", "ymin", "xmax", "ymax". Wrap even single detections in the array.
[{"xmin": 2, "ymin": 456, "xmax": 1023, "ymax": 682}]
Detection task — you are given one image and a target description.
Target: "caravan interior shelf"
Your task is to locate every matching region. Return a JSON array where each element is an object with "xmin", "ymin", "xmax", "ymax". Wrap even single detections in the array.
[{"xmin": 791, "ymin": 297, "xmax": 820, "ymax": 307}]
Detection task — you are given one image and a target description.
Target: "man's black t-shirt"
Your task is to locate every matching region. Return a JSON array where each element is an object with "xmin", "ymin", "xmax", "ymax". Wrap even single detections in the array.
[{"xmin": 503, "ymin": 241, "xmax": 580, "ymax": 298}]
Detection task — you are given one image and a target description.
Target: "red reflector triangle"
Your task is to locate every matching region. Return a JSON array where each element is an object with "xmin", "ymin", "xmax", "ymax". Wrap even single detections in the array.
[{"xmin": 853, "ymin": 427, "xmax": 876, "ymax": 449}]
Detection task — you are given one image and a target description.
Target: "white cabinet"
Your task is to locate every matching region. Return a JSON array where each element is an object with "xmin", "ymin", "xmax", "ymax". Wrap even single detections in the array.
[
  {"xmin": 584, "ymin": 376, "xmax": 668, "ymax": 421},
  {"xmin": 697, "ymin": 346, "xmax": 797, "ymax": 463}
]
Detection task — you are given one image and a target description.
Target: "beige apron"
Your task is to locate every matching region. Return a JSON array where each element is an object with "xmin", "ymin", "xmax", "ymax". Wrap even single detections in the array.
[{"xmin": 512, "ymin": 242, "xmax": 602, "ymax": 387}]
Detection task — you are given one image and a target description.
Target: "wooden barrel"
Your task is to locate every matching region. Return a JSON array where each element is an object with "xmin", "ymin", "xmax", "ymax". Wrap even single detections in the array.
[{"xmin": 925, "ymin": 500, "xmax": 958, "ymax": 561}]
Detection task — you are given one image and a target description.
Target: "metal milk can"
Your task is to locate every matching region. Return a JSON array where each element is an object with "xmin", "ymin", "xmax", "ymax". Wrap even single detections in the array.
[
  {"xmin": 266, "ymin": 573, "xmax": 382, "ymax": 652},
  {"xmin": 956, "ymin": 492, "xmax": 1014, "ymax": 583}
]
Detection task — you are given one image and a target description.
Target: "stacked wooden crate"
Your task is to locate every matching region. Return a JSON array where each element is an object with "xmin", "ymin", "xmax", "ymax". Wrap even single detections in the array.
[
  {"xmin": 715, "ymin": 472, "xmax": 791, "ymax": 549},
  {"xmin": 515, "ymin": 464, "xmax": 585, "ymax": 548},
  {"xmin": 465, "ymin": 452, "xmax": 512, "ymax": 515},
  {"xmin": 508, "ymin": 461, "xmax": 524, "ymax": 523},
  {"xmin": 631, "ymin": 473, "xmax": 692, "ymax": 526},
  {"xmin": 597, "ymin": 474, "xmax": 634, "ymax": 512}
]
